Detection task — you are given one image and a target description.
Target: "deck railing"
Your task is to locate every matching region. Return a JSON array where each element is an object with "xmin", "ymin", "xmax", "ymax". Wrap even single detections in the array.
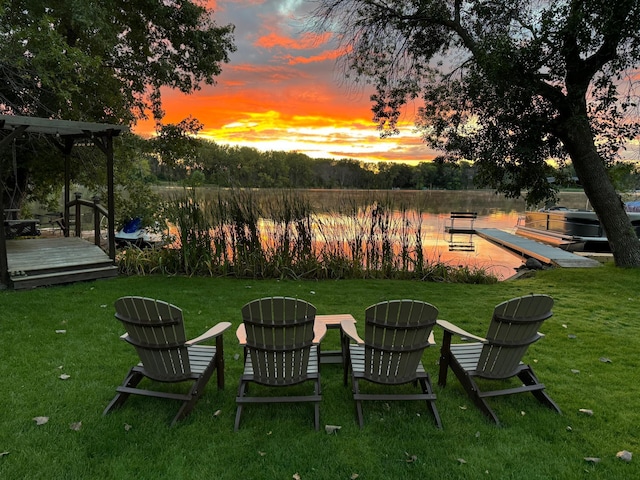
[{"xmin": 64, "ymin": 193, "xmax": 109, "ymax": 247}]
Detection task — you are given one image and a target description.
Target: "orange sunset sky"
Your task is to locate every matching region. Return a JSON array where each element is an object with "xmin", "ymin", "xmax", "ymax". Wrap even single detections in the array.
[{"xmin": 133, "ymin": 0, "xmax": 440, "ymax": 165}]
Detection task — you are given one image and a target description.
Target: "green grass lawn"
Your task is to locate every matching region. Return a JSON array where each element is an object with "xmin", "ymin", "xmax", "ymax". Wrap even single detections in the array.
[{"xmin": 1, "ymin": 265, "xmax": 640, "ymax": 479}]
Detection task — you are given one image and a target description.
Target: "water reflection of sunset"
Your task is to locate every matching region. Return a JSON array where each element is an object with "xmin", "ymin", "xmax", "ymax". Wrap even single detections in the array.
[{"xmin": 256, "ymin": 208, "xmax": 523, "ymax": 280}]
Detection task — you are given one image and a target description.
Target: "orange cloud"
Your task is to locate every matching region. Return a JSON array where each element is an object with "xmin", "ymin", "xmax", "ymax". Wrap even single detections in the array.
[
  {"xmin": 280, "ymin": 48, "xmax": 344, "ymax": 65},
  {"xmin": 131, "ymin": 1, "xmax": 435, "ymax": 165},
  {"xmin": 256, "ymin": 31, "xmax": 333, "ymax": 50}
]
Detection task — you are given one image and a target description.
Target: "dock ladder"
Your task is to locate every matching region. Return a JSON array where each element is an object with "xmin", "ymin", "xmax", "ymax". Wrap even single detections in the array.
[{"xmin": 445, "ymin": 212, "xmax": 477, "ymax": 251}]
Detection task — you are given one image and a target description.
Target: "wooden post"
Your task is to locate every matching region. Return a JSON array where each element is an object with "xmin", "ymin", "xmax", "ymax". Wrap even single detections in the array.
[
  {"xmin": 0, "ymin": 183, "xmax": 8, "ymax": 288},
  {"xmin": 106, "ymin": 135, "xmax": 116, "ymax": 260},
  {"xmin": 63, "ymin": 139, "xmax": 74, "ymax": 237},
  {"xmin": 92, "ymin": 196, "xmax": 101, "ymax": 246},
  {"xmin": 74, "ymin": 192, "xmax": 82, "ymax": 238},
  {"xmin": 0, "ymin": 125, "xmax": 28, "ymax": 287}
]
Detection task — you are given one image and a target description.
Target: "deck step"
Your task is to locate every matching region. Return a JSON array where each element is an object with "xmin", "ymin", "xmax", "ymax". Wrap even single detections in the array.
[{"xmin": 11, "ymin": 265, "xmax": 118, "ymax": 290}]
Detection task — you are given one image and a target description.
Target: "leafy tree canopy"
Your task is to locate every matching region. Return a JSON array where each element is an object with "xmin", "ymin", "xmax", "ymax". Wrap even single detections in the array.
[
  {"xmin": 312, "ymin": 0, "xmax": 640, "ymax": 266},
  {"xmin": 0, "ymin": 0, "xmax": 235, "ymax": 123},
  {"xmin": 0, "ymin": 0, "xmax": 235, "ymax": 225}
]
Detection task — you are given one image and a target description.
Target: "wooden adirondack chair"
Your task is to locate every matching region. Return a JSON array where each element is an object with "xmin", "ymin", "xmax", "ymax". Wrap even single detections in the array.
[
  {"xmin": 342, "ymin": 299, "xmax": 442, "ymax": 428},
  {"xmin": 235, "ymin": 297, "xmax": 324, "ymax": 431},
  {"xmin": 437, "ymin": 294, "xmax": 561, "ymax": 425},
  {"xmin": 103, "ymin": 296, "xmax": 231, "ymax": 426}
]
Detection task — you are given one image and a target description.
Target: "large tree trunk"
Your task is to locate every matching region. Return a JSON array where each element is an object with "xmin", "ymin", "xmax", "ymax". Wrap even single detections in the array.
[{"xmin": 561, "ymin": 117, "xmax": 640, "ymax": 267}]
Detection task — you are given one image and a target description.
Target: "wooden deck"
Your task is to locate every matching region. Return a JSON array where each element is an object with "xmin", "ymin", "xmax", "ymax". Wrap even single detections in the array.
[
  {"xmin": 476, "ymin": 228, "xmax": 601, "ymax": 268},
  {"xmin": 6, "ymin": 237, "xmax": 118, "ymax": 289}
]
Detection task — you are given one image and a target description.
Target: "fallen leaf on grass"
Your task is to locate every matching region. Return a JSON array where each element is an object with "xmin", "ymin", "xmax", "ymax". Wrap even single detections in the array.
[
  {"xmin": 350, "ymin": 474, "xmax": 359, "ymax": 479},
  {"xmin": 325, "ymin": 425, "xmax": 341, "ymax": 434},
  {"xmin": 457, "ymin": 458, "xmax": 467, "ymax": 464},
  {"xmin": 292, "ymin": 473, "xmax": 301, "ymax": 480},
  {"xmin": 258, "ymin": 451, "xmax": 266, "ymax": 457},
  {"xmin": 0, "ymin": 451, "xmax": 9, "ymax": 458},
  {"xmin": 33, "ymin": 416, "xmax": 49, "ymax": 426},
  {"xmin": 124, "ymin": 424, "xmax": 132, "ymax": 431},
  {"xmin": 70, "ymin": 422, "xmax": 82, "ymax": 431},
  {"xmin": 404, "ymin": 452, "xmax": 417, "ymax": 463},
  {"xmin": 59, "ymin": 374, "xmax": 71, "ymax": 380},
  {"xmin": 233, "ymin": 353, "xmax": 240, "ymax": 361},
  {"xmin": 599, "ymin": 357, "xmax": 612, "ymax": 363},
  {"xmin": 458, "ymin": 405, "xmax": 467, "ymax": 410},
  {"xmin": 571, "ymin": 369, "xmax": 580, "ymax": 374},
  {"xmin": 579, "ymin": 409, "xmax": 594, "ymax": 416},
  {"xmin": 55, "ymin": 330, "xmax": 66, "ymax": 334},
  {"xmin": 568, "ymin": 334, "xmax": 577, "ymax": 339},
  {"xmin": 584, "ymin": 457, "xmax": 601, "ymax": 464},
  {"xmin": 616, "ymin": 450, "xmax": 632, "ymax": 462},
  {"xmin": 213, "ymin": 410, "xmax": 222, "ymax": 417}
]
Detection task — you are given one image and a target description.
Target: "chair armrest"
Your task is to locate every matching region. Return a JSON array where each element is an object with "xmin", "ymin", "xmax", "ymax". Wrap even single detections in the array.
[
  {"xmin": 313, "ymin": 320, "xmax": 328, "ymax": 344},
  {"xmin": 436, "ymin": 319, "xmax": 486, "ymax": 343},
  {"xmin": 341, "ymin": 319, "xmax": 364, "ymax": 345},
  {"xmin": 236, "ymin": 324, "xmax": 247, "ymax": 345},
  {"xmin": 185, "ymin": 322, "xmax": 232, "ymax": 346}
]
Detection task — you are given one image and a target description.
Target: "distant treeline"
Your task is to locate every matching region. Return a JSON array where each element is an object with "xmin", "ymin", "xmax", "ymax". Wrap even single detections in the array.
[
  {"xmin": 149, "ymin": 140, "xmax": 478, "ymax": 190},
  {"xmin": 145, "ymin": 137, "xmax": 639, "ymax": 192}
]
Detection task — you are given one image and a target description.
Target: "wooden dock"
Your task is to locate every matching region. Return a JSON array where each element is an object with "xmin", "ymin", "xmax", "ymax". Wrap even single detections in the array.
[
  {"xmin": 6, "ymin": 237, "xmax": 118, "ymax": 289},
  {"xmin": 476, "ymin": 228, "xmax": 601, "ymax": 268}
]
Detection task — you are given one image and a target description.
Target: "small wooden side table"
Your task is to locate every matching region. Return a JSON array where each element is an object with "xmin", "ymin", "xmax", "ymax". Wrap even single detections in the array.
[
  {"xmin": 235, "ymin": 313, "xmax": 357, "ymax": 368},
  {"xmin": 315, "ymin": 314, "xmax": 357, "ymax": 365}
]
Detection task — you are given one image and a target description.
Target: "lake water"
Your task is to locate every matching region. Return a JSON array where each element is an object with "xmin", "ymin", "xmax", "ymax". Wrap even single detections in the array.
[
  {"xmin": 294, "ymin": 189, "xmax": 592, "ymax": 280},
  {"xmin": 156, "ymin": 188, "xmax": 591, "ymax": 281},
  {"xmin": 42, "ymin": 187, "xmax": 591, "ymax": 281}
]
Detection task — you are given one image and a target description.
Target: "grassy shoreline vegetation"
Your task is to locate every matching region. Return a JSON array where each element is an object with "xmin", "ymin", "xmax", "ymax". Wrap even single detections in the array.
[
  {"xmin": 120, "ymin": 188, "xmax": 506, "ymax": 283},
  {"xmin": 2, "ymin": 266, "xmax": 640, "ymax": 479}
]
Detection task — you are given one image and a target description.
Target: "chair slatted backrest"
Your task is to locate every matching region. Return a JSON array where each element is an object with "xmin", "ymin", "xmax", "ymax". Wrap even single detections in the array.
[
  {"xmin": 475, "ymin": 294, "xmax": 553, "ymax": 379},
  {"xmin": 242, "ymin": 297, "xmax": 316, "ymax": 386},
  {"xmin": 114, "ymin": 296, "xmax": 191, "ymax": 382},
  {"xmin": 363, "ymin": 300, "xmax": 438, "ymax": 384}
]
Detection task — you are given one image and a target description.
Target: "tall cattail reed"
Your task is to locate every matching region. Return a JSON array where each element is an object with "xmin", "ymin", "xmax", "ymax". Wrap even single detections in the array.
[{"xmin": 119, "ymin": 188, "xmax": 497, "ymax": 283}]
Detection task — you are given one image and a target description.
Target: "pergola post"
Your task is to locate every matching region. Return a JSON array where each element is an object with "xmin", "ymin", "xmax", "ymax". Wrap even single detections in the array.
[{"xmin": 106, "ymin": 134, "xmax": 116, "ymax": 260}]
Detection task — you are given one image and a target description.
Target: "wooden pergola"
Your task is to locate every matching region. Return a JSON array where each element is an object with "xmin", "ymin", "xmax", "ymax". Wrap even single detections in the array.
[{"xmin": 0, "ymin": 115, "xmax": 129, "ymax": 288}]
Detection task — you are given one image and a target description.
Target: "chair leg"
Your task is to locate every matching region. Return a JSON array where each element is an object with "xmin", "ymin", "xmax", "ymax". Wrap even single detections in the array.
[
  {"xmin": 418, "ymin": 376, "xmax": 442, "ymax": 429},
  {"xmin": 448, "ymin": 362, "xmax": 501, "ymax": 425},
  {"xmin": 467, "ymin": 379, "xmax": 501, "ymax": 425},
  {"xmin": 215, "ymin": 337, "xmax": 225, "ymax": 389},
  {"xmin": 172, "ymin": 395, "xmax": 197, "ymax": 427},
  {"xmin": 170, "ymin": 360, "xmax": 218, "ymax": 426},
  {"xmin": 518, "ymin": 368, "xmax": 562, "ymax": 414},
  {"xmin": 314, "ymin": 379, "xmax": 321, "ymax": 431},
  {"xmin": 171, "ymin": 378, "xmax": 206, "ymax": 427},
  {"xmin": 103, "ymin": 368, "xmax": 144, "ymax": 415},
  {"xmin": 234, "ymin": 379, "xmax": 248, "ymax": 431},
  {"xmin": 438, "ymin": 333, "xmax": 453, "ymax": 387},
  {"xmin": 352, "ymin": 377, "xmax": 365, "ymax": 428}
]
